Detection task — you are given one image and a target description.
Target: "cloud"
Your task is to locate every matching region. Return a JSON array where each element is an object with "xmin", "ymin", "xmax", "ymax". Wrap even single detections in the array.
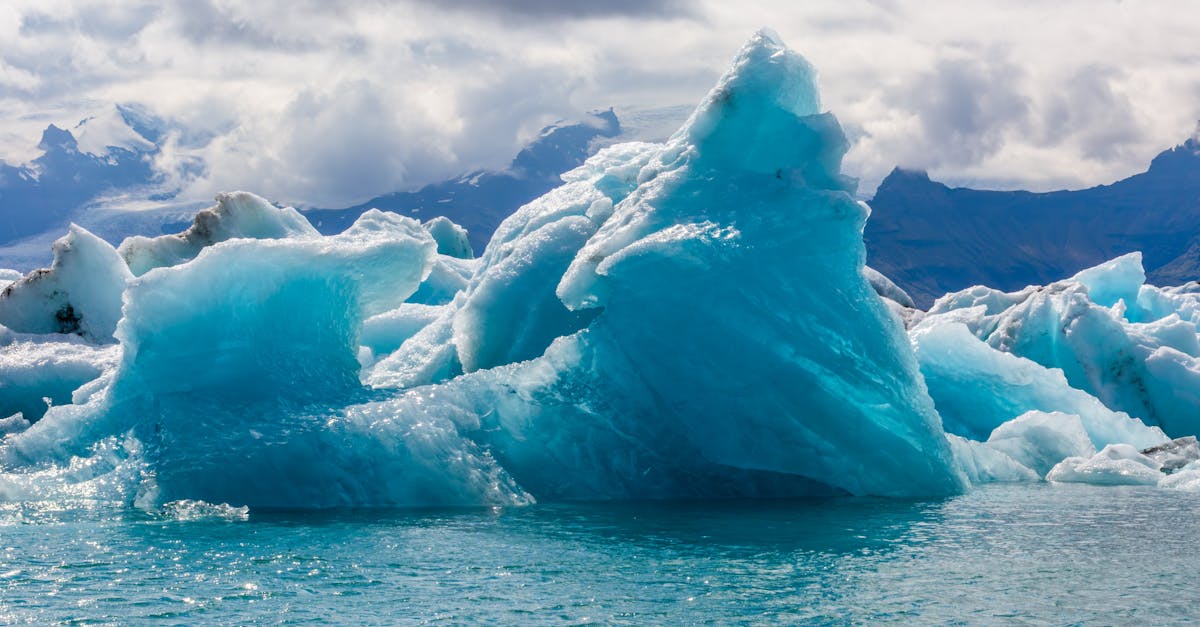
[
  {"xmin": 0, "ymin": 0, "xmax": 1198, "ymax": 208},
  {"xmin": 897, "ymin": 51, "xmax": 1031, "ymax": 167},
  {"xmin": 414, "ymin": 0, "xmax": 699, "ymax": 20}
]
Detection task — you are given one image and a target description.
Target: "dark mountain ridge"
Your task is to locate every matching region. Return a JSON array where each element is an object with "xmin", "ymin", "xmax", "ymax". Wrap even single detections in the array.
[{"xmin": 866, "ymin": 128, "xmax": 1200, "ymax": 307}]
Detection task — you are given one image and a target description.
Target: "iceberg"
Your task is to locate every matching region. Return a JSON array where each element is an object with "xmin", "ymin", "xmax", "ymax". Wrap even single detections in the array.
[
  {"xmin": 1159, "ymin": 460, "xmax": 1200, "ymax": 491},
  {"xmin": 387, "ymin": 30, "xmax": 961, "ymax": 499},
  {"xmin": 984, "ymin": 411, "xmax": 1096, "ymax": 477},
  {"xmin": 910, "ymin": 320, "xmax": 1166, "ymax": 449},
  {"xmin": 1140, "ymin": 436, "xmax": 1200, "ymax": 474},
  {"xmin": 0, "ymin": 332, "xmax": 117, "ymax": 424},
  {"xmin": 0, "ymin": 31, "xmax": 968, "ymax": 507},
  {"xmin": 920, "ymin": 253, "xmax": 1200, "ymax": 438},
  {"xmin": 1, "ymin": 31, "xmax": 1197, "ymax": 509},
  {"xmin": 1046, "ymin": 444, "xmax": 1164, "ymax": 486},
  {"xmin": 0, "ymin": 225, "xmax": 131, "ymax": 343},
  {"xmin": 946, "ymin": 434, "xmax": 1039, "ymax": 484},
  {"xmin": 118, "ymin": 191, "xmax": 319, "ymax": 276},
  {"xmin": 423, "ymin": 216, "xmax": 474, "ymax": 259}
]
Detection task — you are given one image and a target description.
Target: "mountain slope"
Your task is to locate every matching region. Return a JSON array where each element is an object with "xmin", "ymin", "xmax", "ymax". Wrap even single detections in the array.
[
  {"xmin": 0, "ymin": 115, "xmax": 159, "ymax": 244},
  {"xmin": 865, "ymin": 129, "xmax": 1200, "ymax": 307}
]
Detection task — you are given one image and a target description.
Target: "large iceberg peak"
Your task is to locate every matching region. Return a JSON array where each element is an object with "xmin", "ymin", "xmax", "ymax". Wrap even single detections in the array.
[
  {"xmin": 1, "ymin": 31, "xmax": 968, "ymax": 507},
  {"xmin": 678, "ymin": 29, "xmax": 820, "ymax": 136},
  {"xmin": 670, "ymin": 29, "xmax": 853, "ymax": 193}
]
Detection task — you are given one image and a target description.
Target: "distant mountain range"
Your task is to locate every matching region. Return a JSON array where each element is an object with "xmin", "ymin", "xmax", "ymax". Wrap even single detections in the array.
[
  {"xmin": 0, "ymin": 107, "xmax": 166, "ymax": 245},
  {"xmin": 0, "ymin": 108, "xmax": 625, "ymax": 268},
  {"xmin": 4, "ymin": 105, "xmax": 1200, "ymax": 310},
  {"xmin": 866, "ymin": 128, "xmax": 1200, "ymax": 307},
  {"xmin": 301, "ymin": 109, "xmax": 622, "ymax": 253}
]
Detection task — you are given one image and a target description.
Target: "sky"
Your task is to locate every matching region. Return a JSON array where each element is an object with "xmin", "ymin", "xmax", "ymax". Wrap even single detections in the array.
[{"xmin": 0, "ymin": 0, "xmax": 1198, "ymax": 208}]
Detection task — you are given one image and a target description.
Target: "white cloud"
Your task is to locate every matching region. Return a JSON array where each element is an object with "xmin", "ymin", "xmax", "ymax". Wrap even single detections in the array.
[{"xmin": 0, "ymin": 0, "xmax": 1198, "ymax": 207}]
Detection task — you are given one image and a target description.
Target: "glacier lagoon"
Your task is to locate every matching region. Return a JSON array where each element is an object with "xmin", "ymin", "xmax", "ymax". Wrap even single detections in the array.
[
  {"xmin": 4, "ymin": 30, "xmax": 1200, "ymax": 622},
  {"xmin": 4, "ymin": 485, "xmax": 1200, "ymax": 624}
]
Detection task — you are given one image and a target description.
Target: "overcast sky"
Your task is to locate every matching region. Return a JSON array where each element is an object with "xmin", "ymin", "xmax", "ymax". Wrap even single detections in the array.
[{"xmin": 1, "ymin": 0, "xmax": 1198, "ymax": 207}]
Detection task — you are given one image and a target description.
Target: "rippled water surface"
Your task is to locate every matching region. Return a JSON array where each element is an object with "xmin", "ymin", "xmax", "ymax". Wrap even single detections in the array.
[{"xmin": 2, "ymin": 483, "xmax": 1198, "ymax": 624}]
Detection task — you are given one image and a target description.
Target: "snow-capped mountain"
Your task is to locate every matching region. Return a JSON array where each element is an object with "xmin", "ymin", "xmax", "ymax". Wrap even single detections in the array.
[
  {"xmin": 0, "ymin": 107, "xmax": 633, "ymax": 269},
  {"xmin": 0, "ymin": 109, "xmax": 159, "ymax": 244},
  {"xmin": 0, "ymin": 105, "xmax": 207, "ymax": 270}
]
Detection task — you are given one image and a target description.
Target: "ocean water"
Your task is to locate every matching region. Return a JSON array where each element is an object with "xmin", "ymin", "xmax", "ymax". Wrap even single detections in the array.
[{"xmin": 2, "ymin": 483, "xmax": 1197, "ymax": 624}]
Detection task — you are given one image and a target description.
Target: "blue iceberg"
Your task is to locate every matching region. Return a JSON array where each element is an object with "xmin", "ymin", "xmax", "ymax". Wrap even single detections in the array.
[{"xmin": 1, "ymin": 31, "xmax": 1196, "ymax": 508}]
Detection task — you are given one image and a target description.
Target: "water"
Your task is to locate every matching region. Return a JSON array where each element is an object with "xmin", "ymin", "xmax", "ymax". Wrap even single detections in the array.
[{"xmin": 2, "ymin": 483, "xmax": 1197, "ymax": 624}]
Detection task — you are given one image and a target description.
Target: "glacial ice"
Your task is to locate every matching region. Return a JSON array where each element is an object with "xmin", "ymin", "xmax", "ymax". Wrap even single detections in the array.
[
  {"xmin": 1046, "ymin": 444, "xmax": 1164, "ymax": 486},
  {"xmin": 0, "ymin": 225, "xmax": 131, "ymax": 343},
  {"xmin": 984, "ymin": 411, "xmax": 1096, "ymax": 477},
  {"xmin": 921, "ymin": 252, "xmax": 1200, "ymax": 438},
  {"xmin": 0, "ymin": 31, "xmax": 973, "ymax": 506},
  {"xmin": 864, "ymin": 265, "xmax": 916, "ymax": 309},
  {"xmin": 423, "ymin": 216, "xmax": 474, "ymax": 259},
  {"xmin": 1140, "ymin": 436, "xmax": 1200, "ymax": 473},
  {"xmin": 360, "ymin": 30, "xmax": 966, "ymax": 501},
  {"xmin": 1, "ymin": 31, "xmax": 1198, "ymax": 508},
  {"xmin": 118, "ymin": 191, "xmax": 319, "ymax": 276},
  {"xmin": 1159, "ymin": 460, "xmax": 1200, "ymax": 491},
  {"xmin": 0, "ymin": 269, "xmax": 22, "ymax": 288},
  {"xmin": 0, "ymin": 332, "xmax": 118, "ymax": 423},
  {"xmin": 946, "ymin": 434, "xmax": 1039, "ymax": 484},
  {"xmin": 360, "ymin": 303, "xmax": 445, "ymax": 359},
  {"xmin": 911, "ymin": 320, "xmax": 1166, "ymax": 449}
]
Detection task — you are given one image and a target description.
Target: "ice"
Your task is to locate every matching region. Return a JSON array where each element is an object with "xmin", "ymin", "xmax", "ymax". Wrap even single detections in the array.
[
  {"xmin": 423, "ymin": 216, "xmax": 474, "ymax": 259},
  {"xmin": 0, "ymin": 335, "xmax": 118, "ymax": 423},
  {"xmin": 910, "ymin": 320, "xmax": 1166, "ymax": 449},
  {"xmin": 360, "ymin": 303, "xmax": 445, "ymax": 359},
  {"xmin": 1047, "ymin": 443, "xmax": 1164, "ymax": 486},
  {"xmin": 407, "ymin": 255, "xmax": 475, "ymax": 306},
  {"xmin": 0, "ymin": 31, "xmax": 972, "ymax": 506},
  {"xmin": 984, "ymin": 411, "xmax": 1096, "ymax": 477},
  {"xmin": 0, "ymin": 435, "xmax": 146, "ymax": 503},
  {"xmin": 923, "ymin": 253, "xmax": 1200, "ymax": 438},
  {"xmin": 1158, "ymin": 460, "xmax": 1200, "ymax": 491},
  {"xmin": 0, "ymin": 209, "xmax": 450, "ymax": 506},
  {"xmin": 1070, "ymin": 253, "xmax": 1145, "ymax": 312},
  {"xmin": 0, "ymin": 225, "xmax": 131, "ymax": 342},
  {"xmin": 947, "ymin": 434, "xmax": 1039, "ymax": 484},
  {"xmin": 453, "ymin": 215, "xmax": 601, "ymax": 372},
  {"xmin": 0, "ymin": 269, "xmax": 21, "ymax": 289},
  {"xmin": 406, "ymin": 29, "xmax": 964, "ymax": 499},
  {"xmin": 0, "ymin": 413, "xmax": 29, "ymax": 436},
  {"xmin": 864, "ymin": 266, "xmax": 916, "ymax": 309},
  {"xmin": 1140, "ymin": 436, "xmax": 1200, "ymax": 474},
  {"xmin": 158, "ymin": 499, "xmax": 250, "ymax": 522},
  {"xmin": 366, "ymin": 300, "xmax": 463, "ymax": 389},
  {"xmin": 118, "ymin": 191, "xmax": 319, "ymax": 276},
  {"xmin": 10, "ymin": 32, "xmax": 1199, "ymax": 507}
]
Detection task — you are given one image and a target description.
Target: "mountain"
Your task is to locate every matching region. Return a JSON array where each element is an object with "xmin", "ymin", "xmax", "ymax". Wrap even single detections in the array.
[
  {"xmin": 0, "ymin": 105, "xmax": 211, "ymax": 271},
  {"xmin": 865, "ymin": 127, "xmax": 1200, "ymax": 308},
  {"xmin": 302, "ymin": 109, "xmax": 622, "ymax": 253},
  {"xmin": 0, "ymin": 107, "xmax": 627, "ymax": 270},
  {"xmin": 0, "ymin": 109, "xmax": 162, "ymax": 245}
]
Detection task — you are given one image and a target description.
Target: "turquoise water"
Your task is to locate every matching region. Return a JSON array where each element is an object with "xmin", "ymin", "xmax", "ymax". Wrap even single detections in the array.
[{"xmin": 2, "ymin": 483, "xmax": 1197, "ymax": 624}]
